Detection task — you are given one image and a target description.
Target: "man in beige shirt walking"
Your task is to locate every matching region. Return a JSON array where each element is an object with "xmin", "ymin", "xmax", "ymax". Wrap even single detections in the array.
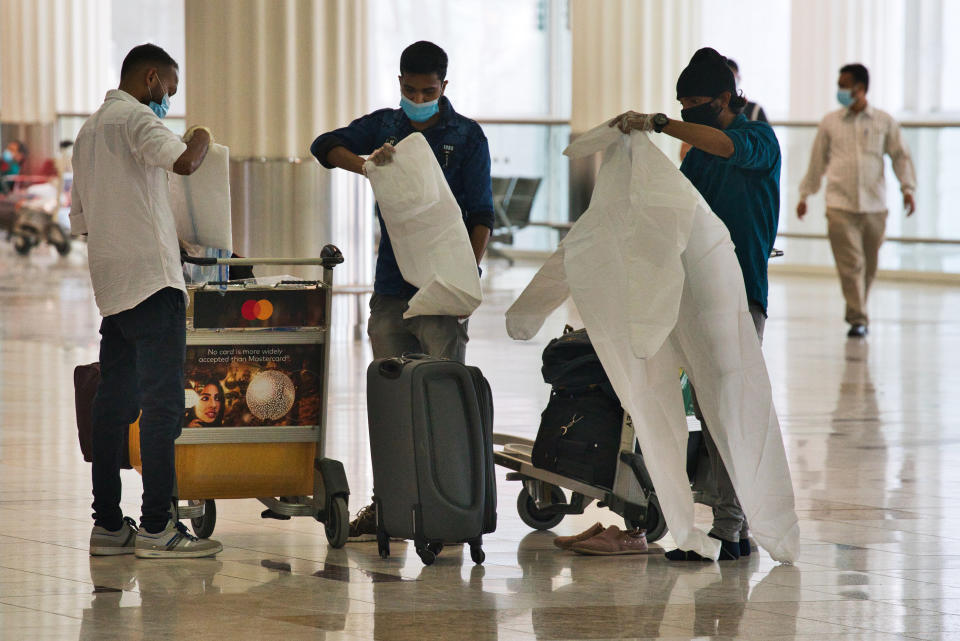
[{"xmin": 797, "ymin": 63, "xmax": 916, "ymax": 338}]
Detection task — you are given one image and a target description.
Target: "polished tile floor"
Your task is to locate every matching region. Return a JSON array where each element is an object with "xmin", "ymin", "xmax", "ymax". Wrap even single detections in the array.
[{"xmin": 2, "ymin": 241, "xmax": 960, "ymax": 640}]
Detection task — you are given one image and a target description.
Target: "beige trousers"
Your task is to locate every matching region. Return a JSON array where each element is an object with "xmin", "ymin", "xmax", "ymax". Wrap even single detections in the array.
[{"xmin": 826, "ymin": 208, "xmax": 888, "ymax": 326}]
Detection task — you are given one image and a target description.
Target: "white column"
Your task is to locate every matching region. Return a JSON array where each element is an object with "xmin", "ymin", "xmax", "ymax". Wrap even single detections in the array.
[
  {"xmin": 0, "ymin": 0, "xmax": 111, "ymax": 122},
  {"xmin": 185, "ymin": 0, "xmax": 373, "ymax": 289},
  {"xmin": 788, "ymin": 0, "xmax": 906, "ymax": 121},
  {"xmin": 570, "ymin": 0, "xmax": 701, "ymax": 134},
  {"xmin": 185, "ymin": 0, "xmax": 365, "ymax": 158},
  {"xmin": 568, "ymin": 0, "xmax": 700, "ymax": 217}
]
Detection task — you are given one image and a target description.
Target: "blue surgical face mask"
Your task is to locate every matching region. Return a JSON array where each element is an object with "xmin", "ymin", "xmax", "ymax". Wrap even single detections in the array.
[
  {"xmin": 149, "ymin": 75, "xmax": 170, "ymax": 119},
  {"xmin": 1, "ymin": 149, "xmax": 12, "ymax": 163},
  {"xmin": 400, "ymin": 95, "xmax": 440, "ymax": 123},
  {"xmin": 837, "ymin": 88, "xmax": 854, "ymax": 107}
]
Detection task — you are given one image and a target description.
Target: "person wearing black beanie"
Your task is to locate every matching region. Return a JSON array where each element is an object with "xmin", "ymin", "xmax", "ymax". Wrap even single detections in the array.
[{"xmin": 611, "ymin": 47, "xmax": 782, "ymax": 563}]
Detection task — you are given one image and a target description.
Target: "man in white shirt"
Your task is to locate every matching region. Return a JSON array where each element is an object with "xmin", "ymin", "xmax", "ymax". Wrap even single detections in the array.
[
  {"xmin": 797, "ymin": 63, "xmax": 917, "ymax": 338},
  {"xmin": 71, "ymin": 44, "xmax": 221, "ymax": 558}
]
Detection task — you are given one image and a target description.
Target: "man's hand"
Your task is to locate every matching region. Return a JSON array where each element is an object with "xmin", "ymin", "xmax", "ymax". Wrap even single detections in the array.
[
  {"xmin": 367, "ymin": 143, "xmax": 396, "ymax": 168},
  {"xmin": 904, "ymin": 192, "xmax": 916, "ymax": 217},
  {"xmin": 609, "ymin": 111, "xmax": 653, "ymax": 134},
  {"xmin": 796, "ymin": 200, "xmax": 807, "ymax": 220}
]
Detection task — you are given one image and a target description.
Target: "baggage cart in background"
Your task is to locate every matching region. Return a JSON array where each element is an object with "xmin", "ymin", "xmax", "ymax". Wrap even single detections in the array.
[{"xmin": 127, "ymin": 245, "xmax": 351, "ymax": 547}]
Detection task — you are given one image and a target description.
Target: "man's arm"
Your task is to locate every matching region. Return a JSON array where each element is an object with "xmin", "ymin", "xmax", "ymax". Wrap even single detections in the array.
[
  {"xmin": 69, "ymin": 178, "xmax": 87, "ymax": 236},
  {"xmin": 885, "ymin": 119, "xmax": 917, "ymax": 215},
  {"xmin": 797, "ymin": 122, "xmax": 830, "ymax": 218},
  {"xmin": 660, "ymin": 119, "xmax": 735, "ymax": 158},
  {"xmin": 460, "ymin": 132, "xmax": 495, "ymax": 265},
  {"xmin": 130, "ymin": 110, "xmax": 192, "ymax": 174},
  {"xmin": 172, "ymin": 129, "xmax": 210, "ymax": 176},
  {"xmin": 310, "ymin": 113, "xmax": 383, "ymax": 173},
  {"xmin": 469, "ymin": 225, "xmax": 491, "ymax": 265}
]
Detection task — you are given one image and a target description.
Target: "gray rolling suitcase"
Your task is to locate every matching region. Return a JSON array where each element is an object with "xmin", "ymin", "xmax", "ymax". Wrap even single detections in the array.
[{"xmin": 367, "ymin": 354, "xmax": 495, "ymax": 565}]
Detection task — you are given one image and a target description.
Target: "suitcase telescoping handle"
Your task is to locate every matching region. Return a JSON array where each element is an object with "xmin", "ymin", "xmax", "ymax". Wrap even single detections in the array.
[
  {"xmin": 182, "ymin": 244, "xmax": 344, "ymax": 269},
  {"xmin": 377, "ymin": 353, "xmax": 434, "ymax": 379}
]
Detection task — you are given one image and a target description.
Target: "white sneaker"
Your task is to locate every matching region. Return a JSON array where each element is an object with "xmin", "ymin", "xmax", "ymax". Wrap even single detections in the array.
[
  {"xmin": 134, "ymin": 520, "xmax": 222, "ymax": 559},
  {"xmin": 90, "ymin": 517, "xmax": 138, "ymax": 556}
]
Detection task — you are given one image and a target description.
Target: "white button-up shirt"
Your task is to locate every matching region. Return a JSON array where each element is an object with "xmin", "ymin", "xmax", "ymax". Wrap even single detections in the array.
[
  {"xmin": 798, "ymin": 104, "xmax": 916, "ymax": 214},
  {"xmin": 70, "ymin": 90, "xmax": 188, "ymax": 317}
]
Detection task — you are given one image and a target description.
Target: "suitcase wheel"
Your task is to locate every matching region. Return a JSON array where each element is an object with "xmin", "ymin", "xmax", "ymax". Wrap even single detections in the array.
[
  {"xmin": 469, "ymin": 542, "xmax": 485, "ymax": 565},
  {"xmin": 427, "ymin": 541, "xmax": 444, "ymax": 556},
  {"xmin": 324, "ymin": 496, "xmax": 349, "ymax": 549},
  {"xmin": 416, "ymin": 546, "xmax": 437, "ymax": 566}
]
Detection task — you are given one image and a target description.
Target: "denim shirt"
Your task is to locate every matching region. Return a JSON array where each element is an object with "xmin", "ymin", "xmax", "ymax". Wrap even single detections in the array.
[
  {"xmin": 311, "ymin": 97, "xmax": 494, "ymax": 299},
  {"xmin": 680, "ymin": 114, "xmax": 781, "ymax": 312}
]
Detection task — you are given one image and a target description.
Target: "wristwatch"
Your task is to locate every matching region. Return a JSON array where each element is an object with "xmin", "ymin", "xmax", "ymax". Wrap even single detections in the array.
[{"xmin": 652, "ymin": 113, "xmax": 669, "ymax": 133}]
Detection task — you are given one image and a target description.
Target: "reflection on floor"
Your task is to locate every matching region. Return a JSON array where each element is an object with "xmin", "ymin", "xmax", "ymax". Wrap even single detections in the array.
[{"xmin": 2, "ymin": 242, "xmax": 960, "ymax": 640}]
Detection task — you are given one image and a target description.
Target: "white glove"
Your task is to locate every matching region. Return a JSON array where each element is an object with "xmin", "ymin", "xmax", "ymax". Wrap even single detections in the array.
[{"xmin": 609, "ymin": 111, "xmax": 653, "ymax": 134}]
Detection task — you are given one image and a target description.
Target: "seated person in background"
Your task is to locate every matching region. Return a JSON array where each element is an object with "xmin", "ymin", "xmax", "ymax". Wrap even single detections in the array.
[{"xmin": 0, "ymin": 140, "xmax": 28, "ymax": 193}]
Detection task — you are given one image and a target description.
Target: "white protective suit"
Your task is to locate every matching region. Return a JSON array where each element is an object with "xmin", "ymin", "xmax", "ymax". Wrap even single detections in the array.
[
  {"xmin": 506, "ymin": 123, "xmax": 799, "ymax": 563},
  {"xmin": 364, "ymin": 133, "xmax": 482, "ymax": 319},
  {"xmin": 169, "ymin": 142, "xmax": 233, "ymax": 253}
]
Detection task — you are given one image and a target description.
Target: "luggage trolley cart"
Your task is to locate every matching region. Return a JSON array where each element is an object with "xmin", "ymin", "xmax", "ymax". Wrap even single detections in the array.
[
  {"xmin": 495, "ymin": 249, "xmax": 785, "ymax": 543},
  {"xmin": 128, "ymin": 245, "xmax": 351, "ymax": 547},
  {"xmin": 494, "ymin": 414, "xmax": 672, "ymax": 543}
]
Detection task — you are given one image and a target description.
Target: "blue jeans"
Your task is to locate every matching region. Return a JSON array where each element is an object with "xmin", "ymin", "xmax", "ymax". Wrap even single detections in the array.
[{"xmin": 91, "ymin": 287, "xmax": 186, "ymax": 533}]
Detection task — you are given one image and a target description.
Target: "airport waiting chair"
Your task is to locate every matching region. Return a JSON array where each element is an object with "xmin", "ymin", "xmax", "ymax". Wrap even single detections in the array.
[{"xmin": 488, "ymin": 176, "xmax": 542, "ymax": 266}]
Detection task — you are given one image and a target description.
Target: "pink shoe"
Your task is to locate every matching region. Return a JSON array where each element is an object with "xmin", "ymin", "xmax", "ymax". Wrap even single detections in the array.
[
  {"xmin": 552, "ymin": 522, "xmax": 605, "ymax": 550},
  {"xmin": 570, "ymin": 525, "xmax": 649, "ymax": 556}
]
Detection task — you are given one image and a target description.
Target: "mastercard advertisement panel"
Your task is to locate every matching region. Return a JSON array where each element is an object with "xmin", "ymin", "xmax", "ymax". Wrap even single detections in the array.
[
  {"xmin": 183, "ymin": 343, "xmax": 323, "ymax": 428},
  {"xmin": 193, "ymin": 287, "xmax": 326, "ymax": 329}
]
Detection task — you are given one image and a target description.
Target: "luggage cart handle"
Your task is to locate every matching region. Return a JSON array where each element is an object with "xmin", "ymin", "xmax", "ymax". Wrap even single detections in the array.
[{"xmin": 182, "ymin": 244, "xmax": 344, "ymax": 268}]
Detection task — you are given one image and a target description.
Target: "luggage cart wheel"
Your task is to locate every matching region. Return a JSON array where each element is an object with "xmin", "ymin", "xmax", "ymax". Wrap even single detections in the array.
[
  {"xmin": 627, "ymin": 494, "xmax": 668, "ymax": 543},
  {"xmin": 13, "ymin": 235, "xmax": 33, "ymax": 256},
  {"xmin": 516, "ymin": 485, "xmax": 566, "ymax": 530},
  {"xmin": 417, "ymin": 546, "xmax": 437, "ymax": 566},
  {"xmin": 469, "ymin": 543, "xmax": 485, "ymax": 565},
  {"xmin": 324, "ymin": 496, "xmax": 349, "ymax": 549},
  {"xmin": 190, "ymin": 500, "xmax": 216, "ymax": 539}
]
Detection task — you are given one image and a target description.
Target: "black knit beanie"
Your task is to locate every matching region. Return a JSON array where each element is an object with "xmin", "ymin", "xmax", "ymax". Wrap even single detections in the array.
[{"xmin": 676, "ymin": 47, "xmax": 736, "ymax": 100}]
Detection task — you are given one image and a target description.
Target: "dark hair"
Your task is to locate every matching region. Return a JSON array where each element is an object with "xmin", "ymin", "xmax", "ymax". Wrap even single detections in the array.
[
  {"xmin": 120, "ymin": 43, "xmax": 178, "ymax": 79},
  {"xmin": 59, "ymin": 140, "xmax": 74, "ymax": 150},
  {"xmin": 840, "ymin": 63, "xmax": 869, "ymax": 91},
  {"xmin": 677, "ymin": 47, "xmax": 746, "ymax": 113},
  {"xmin": 400, "ymin": 41, "xmax": 448, "ymax": 81},
  {"xmin": 192, "ymin": 378, "xmax": 225, "ymax": 426},
  {"xmin": 726, "ymin": 58, "xmax": 739, "ymax": 73}
]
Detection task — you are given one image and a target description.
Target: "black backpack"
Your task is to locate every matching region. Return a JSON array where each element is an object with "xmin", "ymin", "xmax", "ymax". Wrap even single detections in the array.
[
  {"xmin": 540, "ymin": 326, "xmax": 615, "ymax": 398},
  {"xmin": 532, "ymin": 327, "xmax": 623, "ymax": 488}
]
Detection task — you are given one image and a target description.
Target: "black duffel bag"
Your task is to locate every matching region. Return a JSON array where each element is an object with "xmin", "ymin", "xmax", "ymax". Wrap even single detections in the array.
[
  {"xmin": 532, "ymin": 387, "xmax": 623, "ymax": 488},
  {"xmin": 532, "ymin": 327, "xmax": 623, "ymax": 488},
  {"xmin": 540, "ymin": 326, "xmax": 613, "ymax": 395}
]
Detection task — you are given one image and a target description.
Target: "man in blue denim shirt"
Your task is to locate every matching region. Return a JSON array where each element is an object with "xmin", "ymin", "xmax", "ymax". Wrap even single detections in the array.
[{"xmin": 310, "ymin": 41, "xmax": 493, "ymax": 541}]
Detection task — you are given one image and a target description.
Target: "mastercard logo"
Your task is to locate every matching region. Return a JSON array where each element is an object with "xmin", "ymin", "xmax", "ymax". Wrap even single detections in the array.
[{"xmin": 241, "ymin": 299, "xmax": 274, "ymax": 321}]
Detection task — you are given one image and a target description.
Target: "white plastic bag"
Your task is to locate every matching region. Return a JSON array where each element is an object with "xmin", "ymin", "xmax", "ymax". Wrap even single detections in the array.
[
  {"xmin": 169, "ymin": 142, "xmax": 233, "ymax": 253},
  {"xmin": 506, "ymin": 123, "xmax": 798, "ymax": 563},
  {"xmin": 364, "ymin": 133, "xmax": 481, "ymax": 319}
]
